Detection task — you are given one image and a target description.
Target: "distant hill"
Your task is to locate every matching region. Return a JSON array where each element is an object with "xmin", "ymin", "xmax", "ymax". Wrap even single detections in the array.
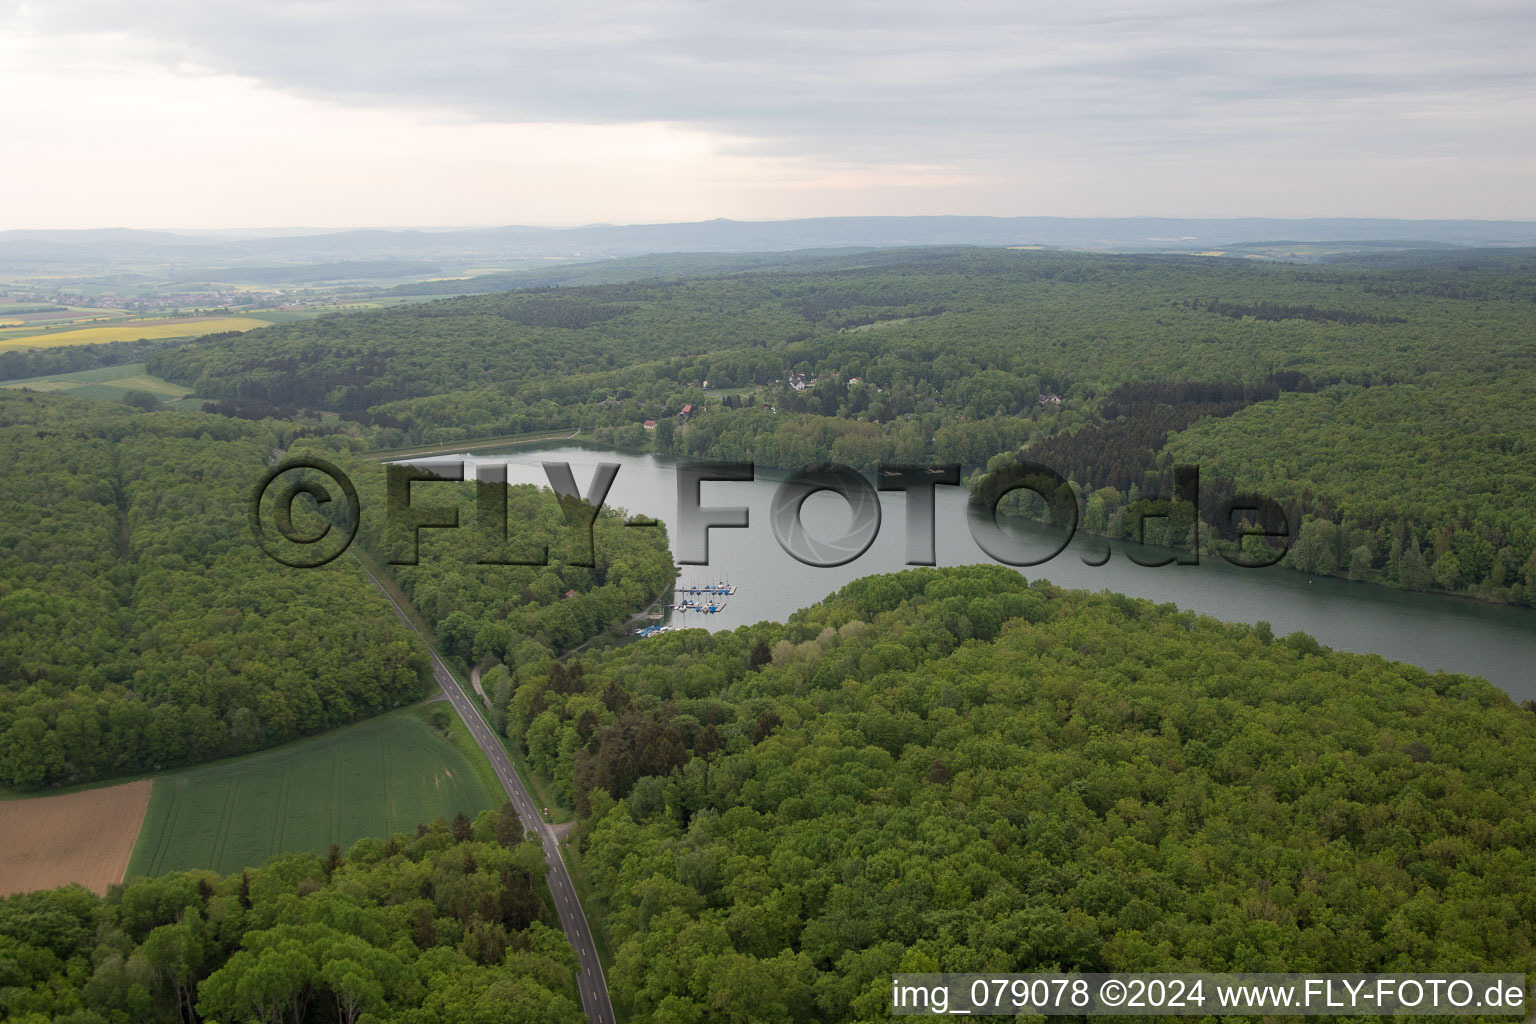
[
  {"xmin": 170, "ymin": 259, "xmax": 441, "ymax": 284},
  {"xmin": 382, "ymin": 248, "xmax": 895, "ymax": 294},
  {"xmin": 385, "ymin": 242, "xmax": 1536, "ymax": 297},
  {"xmin": 4, "ymin": 215, "xmax": 1536, "ymax": 268}
]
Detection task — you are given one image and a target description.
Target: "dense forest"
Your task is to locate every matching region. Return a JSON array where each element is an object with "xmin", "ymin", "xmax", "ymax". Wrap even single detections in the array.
[
  {"xmin": 0, "ymin": 394, "xmax": 674, "ymax": 789},
  {"xmin": 145, "ymin": 247, "xmax": 1536, "ymax": 604},
  {"xmin": 491, "ymin": 566, "xmax": 1536, "ymax": 1023},
  {"xmin": 0, "ymin": 337, "xmax": 194, "ymax": 383},
  {"xmin": 0, "ymin": 808, "xmax": 587, "ymax": 1024},
  {"xmin": 6, "ymin": 260, "xmax": 1535, "ymax": 1018},
  {"xmin": 320, "ymin": 441, "xmax": 678, "ymax": 663},
  {"xmin": 0, "ymin": 391, "xmax": 429, "ymax": 789}
]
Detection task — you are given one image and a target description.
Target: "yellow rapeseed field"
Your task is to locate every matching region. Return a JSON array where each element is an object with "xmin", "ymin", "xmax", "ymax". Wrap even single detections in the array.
[{"xmin": 0, "ymin": 316, "xmax": 270, "ymax": 349}]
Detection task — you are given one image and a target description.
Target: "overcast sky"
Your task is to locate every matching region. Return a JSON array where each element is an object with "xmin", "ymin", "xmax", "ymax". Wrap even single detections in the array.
[{"xmin": 3, "ymin": 0, "xmax": 1533, "ymax": 229}]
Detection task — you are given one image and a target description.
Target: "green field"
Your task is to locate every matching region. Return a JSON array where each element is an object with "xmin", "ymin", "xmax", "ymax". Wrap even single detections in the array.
[
  {"xmin": 1, "ymin": 362, "xmax": 193, "ymax": 404},
  {"xmin": 126, "ymin": 705, "xmax": 499, "ymax": 878}
]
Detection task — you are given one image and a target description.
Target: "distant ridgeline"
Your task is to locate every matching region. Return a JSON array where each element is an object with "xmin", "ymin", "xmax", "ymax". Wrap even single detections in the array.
[
  {"xmin": 0, "ymin": 391, "xmax": 674, "ymax": 789},
  {"xmin": 502, "ymin": 566, "xmax": 1536, "ymax": 1021},
  {"xmin": 146, "ymin": 246, "xmax": 1536, "ymax": 605}
]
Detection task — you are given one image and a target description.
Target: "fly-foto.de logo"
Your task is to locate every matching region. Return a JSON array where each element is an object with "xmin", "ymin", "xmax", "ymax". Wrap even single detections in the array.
[{"xmin": 250, "ymin": 458, "xmax": 1291, "ymax": 570}]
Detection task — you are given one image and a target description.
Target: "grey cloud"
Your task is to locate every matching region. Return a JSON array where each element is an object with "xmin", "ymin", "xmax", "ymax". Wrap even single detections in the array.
[{"xmin": 14, "ymin": 0, "xmax": 1536, "ymax": 163}]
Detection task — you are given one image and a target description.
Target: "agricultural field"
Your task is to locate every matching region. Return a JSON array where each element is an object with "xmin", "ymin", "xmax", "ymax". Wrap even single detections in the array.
[
  {"xmin": 126, "ymin": 705, "xmax": 498, "ymax": 878},
  {"xmin": 0, "ymin": 314, "xmax": 270, "ymax": 349},
  {"xmin": 0, "ymin": 305, "xmax": 124, "ymax": 328},
  {"xmin": 1, "ymin": 361, "xmax": 193, "ymax": 403},
  {"xmin": 0, "ymin": 780, "xmax": 152, "ymax": 897}
]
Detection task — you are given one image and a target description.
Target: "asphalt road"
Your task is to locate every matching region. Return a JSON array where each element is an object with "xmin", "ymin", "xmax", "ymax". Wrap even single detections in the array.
[{"xmin": 359, "ymin": 561, "xmax": 616, "ymax": 1024}]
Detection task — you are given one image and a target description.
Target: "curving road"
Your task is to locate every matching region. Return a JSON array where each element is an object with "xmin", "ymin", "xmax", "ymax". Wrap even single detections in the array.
[{"xmin": 358, "ymin": 560, "xmax": 615, "ymax": 1024}]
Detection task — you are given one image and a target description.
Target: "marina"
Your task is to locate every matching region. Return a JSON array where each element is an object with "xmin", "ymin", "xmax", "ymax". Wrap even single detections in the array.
[
  {"xmin": 627, "ymin": 580, "xmax": 739, "ymax": 635},
  {"xmin": 673, "ymin": 581, "xmax": 738, "ymax": 596},
  {"xmin": 664, "ymin": 580, "xmax": 733, "ymax": 617}
]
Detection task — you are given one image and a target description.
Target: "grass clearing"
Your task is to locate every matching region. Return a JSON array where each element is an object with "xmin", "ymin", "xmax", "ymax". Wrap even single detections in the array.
[
  {"xmin": 126, "ymin": 705, "xmax": 499, "ymax": 878},
  {"xmin": 0, "ymin": 781, "xmax": 152, "ymax": 896},
  {"xmin": 2, "ymin": 362, "xmax": 192, "ymax": 403},
  {"xmin": 103, "ymin": 372, "xmax": 190, "ymax": 395}
]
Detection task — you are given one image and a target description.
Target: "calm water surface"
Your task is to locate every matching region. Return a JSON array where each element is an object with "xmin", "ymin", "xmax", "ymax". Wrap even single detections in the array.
[{"xmin": 403, "ymin": 447, "xmax": 1536, "ymax": 701}]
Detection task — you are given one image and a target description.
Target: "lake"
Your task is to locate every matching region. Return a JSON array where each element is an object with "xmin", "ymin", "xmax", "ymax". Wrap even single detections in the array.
[{"xmin": 402, "ymin": 446, "xmax": 1536, "ymax": 701}]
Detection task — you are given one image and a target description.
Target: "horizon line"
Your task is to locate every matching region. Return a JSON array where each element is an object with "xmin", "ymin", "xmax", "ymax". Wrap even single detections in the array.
[{"xmin": 6, "ymin": 213, "xmax": 1536, "ymax": 236}]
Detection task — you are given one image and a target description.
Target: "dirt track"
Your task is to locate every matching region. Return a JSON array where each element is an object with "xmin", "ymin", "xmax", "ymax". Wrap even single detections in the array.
[{"xmin": 0, "ymin": 780, "xmax": 152, "ymax": 896}]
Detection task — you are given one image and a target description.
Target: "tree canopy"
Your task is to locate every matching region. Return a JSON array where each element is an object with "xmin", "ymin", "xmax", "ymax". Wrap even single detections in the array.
[
  {"xmin": 146, "ymin": 247, "xmax": 1536, "ymax": 604},
  {"xmin": 0, "ymin": 392, "xmax": 429, "ymax": 789},
  {"xmin": 0, "ymin": 809, "xmax": 581, "ymax": 1024},
  {"xmin": 492, "ymin": 565, "xmax": 1536, "ymax": 1022}
]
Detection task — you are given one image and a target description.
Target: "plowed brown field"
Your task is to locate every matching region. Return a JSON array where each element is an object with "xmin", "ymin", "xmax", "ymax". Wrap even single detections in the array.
[{"xmin": 0, "ymin": 780, "xmax": 152, "ymax": 896}]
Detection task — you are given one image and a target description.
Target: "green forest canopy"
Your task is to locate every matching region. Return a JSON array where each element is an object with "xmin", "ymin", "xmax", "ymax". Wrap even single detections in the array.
[
  {"xmin": 145, "ymin": 247, "xmax": 1536, "ymax": 605},
  {"xmin": 0, "ymin": 809, "xmax": 585, "ymax": 1024},
  {"xmin": 0, "ymin": 392, "xmax": 675, "ymax": 789},
  {"xmin": 493, "ymin": 565, "xmax": 1536, "ymax": 1023},
  {"xmin": 0, "ymin": 391, "xmax": 427, "ymax": 789}
]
